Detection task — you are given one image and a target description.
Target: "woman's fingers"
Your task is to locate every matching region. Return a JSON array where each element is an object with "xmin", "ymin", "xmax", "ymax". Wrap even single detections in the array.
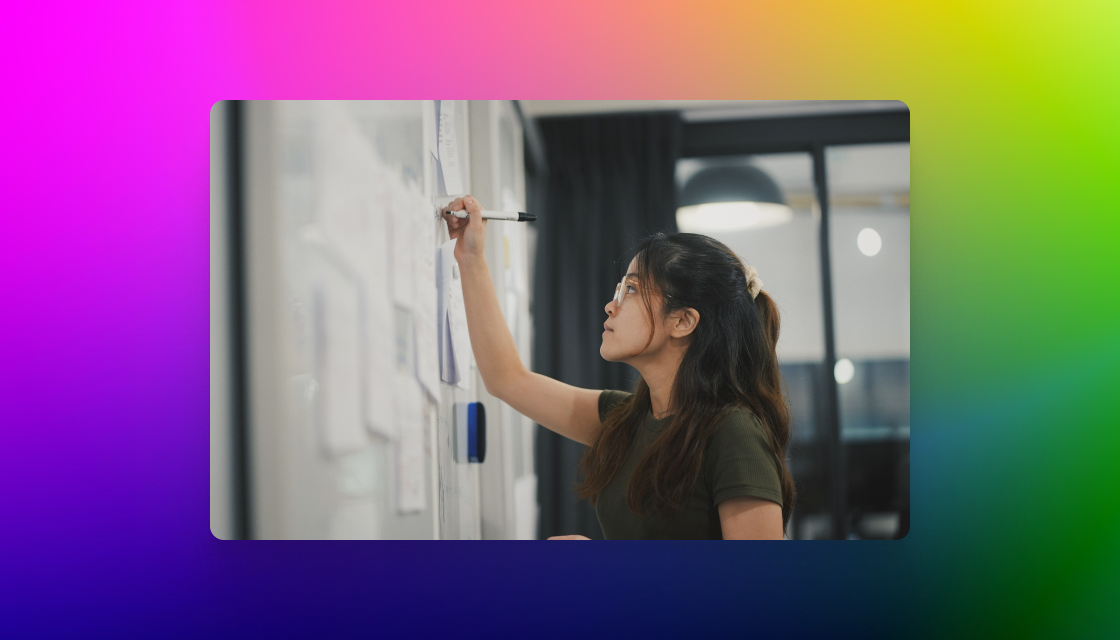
[
  {"xmin": 442, "ymin": 197, "xmax": 467, "ymax": 236},
  {"xmin": 461, "ymin": 195, "xmax": 484, "ymax": 229},
  {"xmin": 442, "ymin": 195, "xmax": 486, "ymax": 248},
  {"xmin": 462, "ymin": 195, "xmax": 482, "ymax": 214},
  {"xmin": 441, "ymin": 212, "xmax": 459, "ymax": 237}
]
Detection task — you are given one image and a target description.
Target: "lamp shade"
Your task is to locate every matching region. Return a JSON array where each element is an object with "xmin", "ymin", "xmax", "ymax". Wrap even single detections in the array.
[{"xmin": 676, "ymin": 165, "xmax": 793, "ymax": 233}]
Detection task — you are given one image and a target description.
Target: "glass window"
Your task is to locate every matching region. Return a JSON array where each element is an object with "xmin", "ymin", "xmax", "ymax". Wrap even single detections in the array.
[{"xmin": 827, "ymin": 142, "xmax": 911, "ymax": 539}]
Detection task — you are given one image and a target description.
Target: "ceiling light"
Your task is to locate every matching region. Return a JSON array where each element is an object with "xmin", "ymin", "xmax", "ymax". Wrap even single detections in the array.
[
  {"xmin": 676, "ymin": 165, "xmax": 793, "ymax": 233},
  {"xmin": 676, "ymin": 201, "xmax": 793, "ymax": 233},
  {"xmin": 857, "ymin": 228, "xmax": 882, "ymax": 256},
  {"xmin": 834, "ymin": 358, "xmax": 855, "ymax": 384}
]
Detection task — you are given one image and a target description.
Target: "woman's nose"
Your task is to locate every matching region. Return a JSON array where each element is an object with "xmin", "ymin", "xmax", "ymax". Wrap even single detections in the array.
[{"xmin": 604, "ymin": 300, "xmax": 616, "ymax": 316}]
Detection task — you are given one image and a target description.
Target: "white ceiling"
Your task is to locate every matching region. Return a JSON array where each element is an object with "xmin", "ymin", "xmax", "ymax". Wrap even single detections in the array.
[{"xmin": 518, "ymin": 100, "xmax": 907, "ymax": 121}]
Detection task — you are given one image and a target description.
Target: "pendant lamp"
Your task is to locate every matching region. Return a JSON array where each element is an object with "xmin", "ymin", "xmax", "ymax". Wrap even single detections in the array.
[{"xmin": 676, "ymin": 165, "xmax": 793, "ymax": 233}]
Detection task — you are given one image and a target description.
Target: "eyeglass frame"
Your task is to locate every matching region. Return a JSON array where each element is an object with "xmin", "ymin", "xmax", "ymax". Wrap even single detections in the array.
[{"xmin": 613, "ymin": 275, "xmax": 677, "ymax": 308}]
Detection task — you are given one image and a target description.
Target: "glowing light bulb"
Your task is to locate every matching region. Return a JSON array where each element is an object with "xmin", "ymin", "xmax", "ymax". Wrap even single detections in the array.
[
  {"xmin": 857, "ymin": 228, "xmax": 882, "ymax": 256},
  {"xmin": 675, "ymin": 202, "xmax": 793, "ymax": 233},
  {"xmin": 834, "ymin": 358, "xmax": 855, "ymax": 384}
]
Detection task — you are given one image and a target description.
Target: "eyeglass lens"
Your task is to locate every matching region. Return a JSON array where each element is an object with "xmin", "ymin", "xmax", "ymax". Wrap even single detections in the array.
[{"xmin": 615, "ymin": 279, "xmax": 631, "ymax": 307}]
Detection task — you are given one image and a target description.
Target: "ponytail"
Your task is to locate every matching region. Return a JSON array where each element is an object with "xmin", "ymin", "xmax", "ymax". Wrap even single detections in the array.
[
  {"xmin": 754, "ymin": 290, "xmax": 781, "ymax": 352},
  {"xmin": 750, "ymin": 290, "xmax": 796, "ymax": 527}
]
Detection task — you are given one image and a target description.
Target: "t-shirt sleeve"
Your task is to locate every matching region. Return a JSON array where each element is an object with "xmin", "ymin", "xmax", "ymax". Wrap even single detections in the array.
[
  {"xmin": 598, "ymin": 390, "xmax": 632, "ymax": 423},
  {"xmin": 704, "ymin": 410, "xmax": 784, "ymax": 507}
]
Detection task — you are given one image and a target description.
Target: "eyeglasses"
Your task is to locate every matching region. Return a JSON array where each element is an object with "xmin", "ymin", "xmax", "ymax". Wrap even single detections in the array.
[
  {"xmin": 613, "ymin": 277, "xmax": 639, "ymax": 308},
  {"xmin": 613, "ymin": 277, "xmax": 675, "ymax": 308}
]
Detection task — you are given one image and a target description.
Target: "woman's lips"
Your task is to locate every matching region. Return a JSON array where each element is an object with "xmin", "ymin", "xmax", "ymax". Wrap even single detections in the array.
[{"xmin": 603, "ymin": 323, "xmax": 613, "ymax": 333}]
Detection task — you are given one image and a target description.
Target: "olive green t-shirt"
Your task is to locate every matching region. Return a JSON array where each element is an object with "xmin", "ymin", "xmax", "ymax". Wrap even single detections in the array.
[{"xmin": 594, "ymin": 390, "xmax": 783, "ymax": 540}]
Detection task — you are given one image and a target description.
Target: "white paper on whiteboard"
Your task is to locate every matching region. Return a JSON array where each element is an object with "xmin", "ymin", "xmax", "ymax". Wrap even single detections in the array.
[
  {"xmin": 329, "ymin": 499, "xmax": 380, "ymax": 540},
  {"xmin": 448, "ymin": 270, "xmax": 472, "ymax": 390},
  {"xmin": 513, "ymin": 475, "xmax": 539, "ymax": 540},
  {"xmin": 412, "ymin": 193, "xmax": 441, "ymax": 400},
  {"xmin": 312, "ymin": 252, "xmax": 370, "ymax": 457},
  {"xmin": 364, "ymin": 304, "xmax": 398, "ymax": 442},
  {"xmin": 423, "ymin": 100, "xmax": 438, "ymax": 160},
  {"xmin": 308, "ymin": 103, "xmax": 403, "ymax": 439},
  {"xmin": 437, "ymin": 239, "xmax": 472, "ymax": 390},
  {"xmin": 437, "ymin": 239, "xmax": 456, "ymax": 385},
  {"xmin": 335, "ymin": 447, "xmax": 380, "ymax": 497},
  {"xmin": 441, "ymin": 312, "xmax": 458, "ymax": 385},
  {"xmin": 394, "ymin": 376, "xmax": 427, "ymax": 513},
  {"xmin": 437, "ymin": 100, "xmax": 464, "ymax": 196},
  {"xmin": 501, "ymin": 186, "xmax": 527, "ymax": 296},
  {"xmin": 389, "ymin": 177, "xmax": 414, "ymax": 309},
  {"xmin": 362, "ymin": 188, "xmax": 394, "ymax": 438},
  {"xmin": 315, "ymin": 102, "xmax": 385, "ymax": 275}
]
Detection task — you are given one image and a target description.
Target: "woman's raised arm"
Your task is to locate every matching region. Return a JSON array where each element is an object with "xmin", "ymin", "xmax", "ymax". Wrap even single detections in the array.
[{"xmin": 442, "ymin": 195, "xmax": 603, "ymax": 446}]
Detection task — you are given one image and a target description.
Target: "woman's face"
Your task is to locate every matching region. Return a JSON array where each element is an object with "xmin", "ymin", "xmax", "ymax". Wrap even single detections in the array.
[{"xmin": 601, "ymin": 257, "xmax": 667, "ymax": 363}]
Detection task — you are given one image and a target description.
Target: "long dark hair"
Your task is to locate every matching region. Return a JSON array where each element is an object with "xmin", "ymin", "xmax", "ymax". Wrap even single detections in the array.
[{"xmin": 577, "ymin": 232, "xmax": 796, "ymax": 529}]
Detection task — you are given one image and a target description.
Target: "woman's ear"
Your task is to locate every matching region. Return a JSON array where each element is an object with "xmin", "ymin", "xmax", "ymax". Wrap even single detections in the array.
[{"xmin": 670, "ymin": 308, "xmax": 700, "ymax": 339}]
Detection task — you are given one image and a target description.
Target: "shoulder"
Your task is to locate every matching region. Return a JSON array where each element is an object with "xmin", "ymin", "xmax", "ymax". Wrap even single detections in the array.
[
  {"xmin": 703, "ymin": 406, "xmax": 778, "ymax": 475},
  {"xmin": 703, "ymin": 405, "xmax": 784, "ymax": 507},
  {"xmin": 707, "ymin": 407, "xmax": 769, "ymax": 450},
  {"xmin": 598, "ymin": 390, "xmax": 632, "ymax": 422}
]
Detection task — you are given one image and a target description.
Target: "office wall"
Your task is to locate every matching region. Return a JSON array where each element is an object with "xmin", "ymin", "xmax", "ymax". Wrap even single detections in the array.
[{"xmin": 211, "ymin": 101, "xmax": 534, "ymax": 539}]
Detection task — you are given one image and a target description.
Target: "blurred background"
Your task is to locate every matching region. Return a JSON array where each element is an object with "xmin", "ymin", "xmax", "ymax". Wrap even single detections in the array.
[
  {"xmin": 524, "ymin": 101, "xmax": 909, "ymax": 540},
  {"xmin": 211, "ymin": 100, "xmax": 909, "ymax": 539}
]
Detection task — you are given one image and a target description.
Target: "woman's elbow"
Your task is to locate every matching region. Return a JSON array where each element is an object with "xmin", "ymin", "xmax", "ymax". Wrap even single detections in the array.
[
  {"xmin": 481, "ymin": 363, "xmax": 524, "ymax": 400},
  {"xmin": 482, "ymin": 377, "xmax": 502, "ymax": 398}
]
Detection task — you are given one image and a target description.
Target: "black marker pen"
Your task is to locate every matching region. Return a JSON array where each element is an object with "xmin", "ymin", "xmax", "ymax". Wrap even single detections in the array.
[{"xmin": 446, "ymin": 208, "xmax": 536, "ymax": 222}]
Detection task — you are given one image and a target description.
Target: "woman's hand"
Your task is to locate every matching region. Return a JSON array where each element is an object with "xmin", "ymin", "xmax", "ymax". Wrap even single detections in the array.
[
  {"xmin": 547, "ymin": 535, "xmax": 592, "ymax": 540},
  {"xmin": 441, "ymin": 194, "xmax": 486, "ymax": 267}
]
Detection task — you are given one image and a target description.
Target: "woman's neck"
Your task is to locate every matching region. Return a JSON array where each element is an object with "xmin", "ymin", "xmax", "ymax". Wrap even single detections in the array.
[{"xmin": 637, "ymin": 348, "xmax": 685, "ymax": 419}]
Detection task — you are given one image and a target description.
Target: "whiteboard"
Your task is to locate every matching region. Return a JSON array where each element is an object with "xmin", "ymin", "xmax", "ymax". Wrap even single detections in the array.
[{"xmin": 233, "ymin": 100, "xmax": 535, "ymax": 539}]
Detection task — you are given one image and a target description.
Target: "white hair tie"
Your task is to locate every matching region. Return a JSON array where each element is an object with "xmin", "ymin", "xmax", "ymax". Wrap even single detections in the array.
[{"xmin": 744, "ymin": 264, "xmax": 764, "ymax": 299}]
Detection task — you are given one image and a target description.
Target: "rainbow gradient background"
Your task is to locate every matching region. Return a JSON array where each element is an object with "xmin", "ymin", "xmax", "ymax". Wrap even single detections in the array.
[{"xmin": 2, "ymin": 0, "xmax": 1118, "ymax": 637}]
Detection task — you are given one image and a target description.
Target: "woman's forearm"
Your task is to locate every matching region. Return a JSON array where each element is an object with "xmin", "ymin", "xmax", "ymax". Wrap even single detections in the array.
[
  {"xmin": 441, "ymin": 196, "xmax": 602, "ymax": 445},
  {"xmin": 456, "ymin": 254, "xmax": 526, "ymax": 396}
]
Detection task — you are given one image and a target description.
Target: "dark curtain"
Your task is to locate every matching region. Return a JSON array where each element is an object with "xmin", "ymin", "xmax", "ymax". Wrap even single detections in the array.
[{"xmin": 529, "ymin": 114, "xmax": 681, "ymax": 539}]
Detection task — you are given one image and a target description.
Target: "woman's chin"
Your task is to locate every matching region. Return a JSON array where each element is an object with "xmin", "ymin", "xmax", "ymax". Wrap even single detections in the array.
[
  {"xmin": 600, "ymin": 345, "xmax": 629, "ymax": 363},
  {"xmin": 599, "ymin": 344, "xmax": 618, "ymax": 362}
]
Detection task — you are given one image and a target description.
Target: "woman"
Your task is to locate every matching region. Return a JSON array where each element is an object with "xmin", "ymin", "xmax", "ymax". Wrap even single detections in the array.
[{"xmin": 443, "ymin": 195, "xmax": 794, "ymax": 540}]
